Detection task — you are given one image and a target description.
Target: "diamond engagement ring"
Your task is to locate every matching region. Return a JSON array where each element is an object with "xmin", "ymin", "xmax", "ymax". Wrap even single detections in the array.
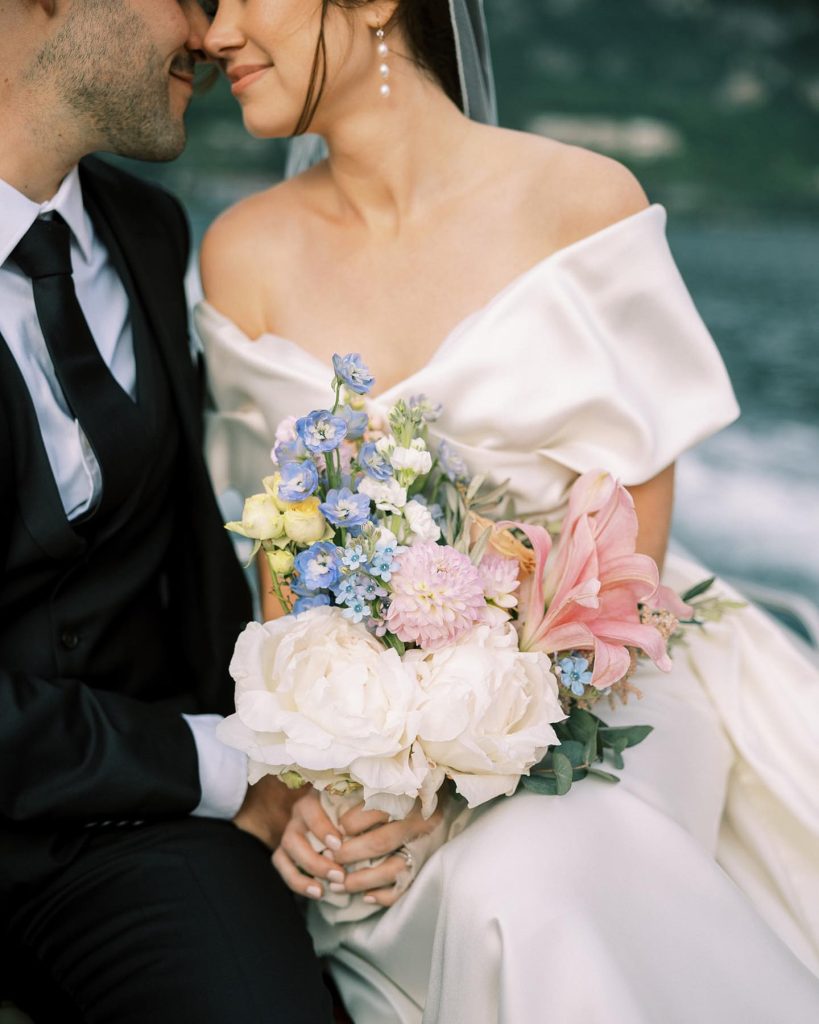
[{"xmin": 396, "ymin": 845, "xmax": 414, "ymax": 871}]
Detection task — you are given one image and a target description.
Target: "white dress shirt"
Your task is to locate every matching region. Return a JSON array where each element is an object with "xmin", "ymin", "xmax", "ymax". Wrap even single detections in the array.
[{"xmin": 0, "ymin": 168, "xmax": 247, "ymax": 819}]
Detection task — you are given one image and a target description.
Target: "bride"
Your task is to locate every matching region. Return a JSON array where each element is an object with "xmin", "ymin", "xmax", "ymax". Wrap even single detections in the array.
[{"xmin": 196, "ymin": 0, "xmax": 819, "ymax": 1020}]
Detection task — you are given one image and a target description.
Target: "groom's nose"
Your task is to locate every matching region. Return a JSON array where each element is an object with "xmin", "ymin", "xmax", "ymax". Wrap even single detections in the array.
[{"xmin": 182, "ymin": 0, "xmax": 211, "ymax": 59}]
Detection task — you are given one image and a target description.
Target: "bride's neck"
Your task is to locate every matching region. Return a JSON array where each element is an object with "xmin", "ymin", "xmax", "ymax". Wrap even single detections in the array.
[{"xmin": 318, "ymin": 74, "xmax": 475, "ymax": 232}]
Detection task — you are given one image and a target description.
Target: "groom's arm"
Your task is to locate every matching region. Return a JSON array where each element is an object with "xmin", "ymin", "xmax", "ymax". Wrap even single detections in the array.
[{"xmin": 0, "ymin": 667, "xmax": 200, "ymax": 822}]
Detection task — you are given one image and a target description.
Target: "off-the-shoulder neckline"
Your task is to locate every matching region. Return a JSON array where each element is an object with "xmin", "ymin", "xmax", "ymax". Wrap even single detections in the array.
[{"xmin": 198, "ymin": 203, "xmax": 666, "ymax": 402}]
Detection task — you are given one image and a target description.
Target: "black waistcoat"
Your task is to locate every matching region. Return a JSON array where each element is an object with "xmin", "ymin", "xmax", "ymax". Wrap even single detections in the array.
[{"xmin": 0, "ymin": 229, "xmax": 181, "ymax": 700}]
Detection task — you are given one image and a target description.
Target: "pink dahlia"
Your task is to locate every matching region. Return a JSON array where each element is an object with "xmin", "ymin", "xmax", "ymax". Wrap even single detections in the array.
[
  {"xmin": 385, "ymin": 543, "xmax": 486, "ymax": 651},
  {"xmin": 478, "ymin": 553, "xmax": 520, "ymax": 610}
]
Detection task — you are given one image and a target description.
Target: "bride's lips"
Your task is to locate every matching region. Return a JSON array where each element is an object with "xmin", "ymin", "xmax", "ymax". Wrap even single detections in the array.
[{"xmin": 228, "ymin": 64, "xmax": 272, "ymax": 96}]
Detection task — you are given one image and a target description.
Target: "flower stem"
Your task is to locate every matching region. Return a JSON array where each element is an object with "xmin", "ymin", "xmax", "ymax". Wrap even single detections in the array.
[{"xmin": 265, "ymin": 555, "xmax": 293, "ymax": 615}]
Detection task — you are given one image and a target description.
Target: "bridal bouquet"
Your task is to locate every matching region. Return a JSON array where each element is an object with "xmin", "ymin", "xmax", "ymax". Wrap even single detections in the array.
[{"xmin": 218, "ymin": 353, "xmax": 720, "ymax": 817}]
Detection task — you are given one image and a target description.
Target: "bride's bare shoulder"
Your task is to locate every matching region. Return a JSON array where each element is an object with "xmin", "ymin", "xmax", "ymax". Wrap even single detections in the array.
[
  {"xmin": 478, "ymin": 126, "xmax": 650, "ymax": 251},
  {"xmin": 200, "ymin": 170, "xmax": 321, "ymax": 338}
]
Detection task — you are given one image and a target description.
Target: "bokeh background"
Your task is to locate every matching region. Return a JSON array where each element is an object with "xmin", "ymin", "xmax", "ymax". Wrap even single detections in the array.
[{"xmin": 123, "ymin": 0, "xmax": 819, "ymax": 621}]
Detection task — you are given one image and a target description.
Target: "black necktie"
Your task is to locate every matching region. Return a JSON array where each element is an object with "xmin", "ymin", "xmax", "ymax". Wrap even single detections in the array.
[{"xmin": 10, "ymin": 214, "xmax": 142, "ymax": 516}]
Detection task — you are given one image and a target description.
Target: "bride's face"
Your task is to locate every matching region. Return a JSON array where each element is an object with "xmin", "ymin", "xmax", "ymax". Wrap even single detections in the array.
[{"xmin": 204, "ymin": 0, "xmax": 388, "ymax": 137}]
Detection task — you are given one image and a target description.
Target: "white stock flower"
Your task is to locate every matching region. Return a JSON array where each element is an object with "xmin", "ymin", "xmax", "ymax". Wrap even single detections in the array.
[
  {"xmin": 391, "ymin": 439, "xmax": 433, "ymax": 480},
  {"xmin": 403, "ymin": 500, "xmax": 442, "ymax": 544},
  {"xmin": 357, "ymin": 475, "xmax": 408, "ymax": 513},
  {"xmin": 217, "ymin": 607, "xmax": 426, "ymax": 817},
  {"xmin": 404, "ymin": 620, "xmax": 564, "ymax": 808}
]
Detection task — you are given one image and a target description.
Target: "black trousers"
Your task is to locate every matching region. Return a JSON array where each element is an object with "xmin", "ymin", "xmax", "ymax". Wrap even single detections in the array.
[{"xmin": 2, "ymin": 819, "xmax": 335, "ymax": 1024}]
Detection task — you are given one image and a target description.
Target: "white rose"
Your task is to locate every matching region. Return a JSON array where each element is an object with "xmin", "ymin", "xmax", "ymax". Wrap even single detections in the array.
[
  {"xmin": 357, "ymin": 475, "xmax": 408, "ymax": 513},
  {"xmin": 403, "ymin": 500, "xmax": 442, "ymax": 543},
  {"xmin": 217, "ymin": 607, "xmax": 427, "ymax": 817},
  {"xmin": 391, "ymin": 439, "xmax": 433, "ymax": 480},
  {"xmin": 404, "ymin": 620, "xmax": 565, "ymax": 808}
]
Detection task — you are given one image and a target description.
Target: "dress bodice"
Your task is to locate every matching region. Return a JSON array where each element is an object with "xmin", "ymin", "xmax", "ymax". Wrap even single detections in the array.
[{"xmin": 197, "ymin": 205, "xmax": 739, "ymax": 517}]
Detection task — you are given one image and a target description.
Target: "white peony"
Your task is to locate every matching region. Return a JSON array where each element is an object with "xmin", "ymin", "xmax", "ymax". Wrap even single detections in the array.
[
  {"xmin": 218, "ymin": 607, "xmax": 427, "ymax": 818},
  {"xmin": 357, "ymin": 475, "xmax": 408, "ymax": 513},
  {"xmin": 403, "ymin": 499, "xmax": 442, "ymax": 544},
  {"xmin": 404, "ymin": 620, "xmax": 565, "ymax": 808}
]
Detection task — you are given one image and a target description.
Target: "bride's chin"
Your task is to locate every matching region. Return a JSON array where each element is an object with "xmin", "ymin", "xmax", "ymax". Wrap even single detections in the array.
[{"xmin": 238, "ymin": 107, "xmax": 297, "ymax": 141}]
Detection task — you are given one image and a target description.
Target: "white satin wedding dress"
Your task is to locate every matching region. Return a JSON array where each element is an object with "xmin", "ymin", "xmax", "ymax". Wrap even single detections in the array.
[{"xmin": 197, "ymin": 205, "xmax": 819, "ymax": 1023}]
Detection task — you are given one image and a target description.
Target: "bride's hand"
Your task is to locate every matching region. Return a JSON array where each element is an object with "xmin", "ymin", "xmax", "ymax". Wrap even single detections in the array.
[
  {"xmin": 332, "ymin": 801, "xmax": 444, "ymax": 909},
  {"xmin": 272, "ymin": 788, "xmax": 347, "ymax": 901},
  {"xmin": 272, "ymin": 789, "xmax": 444, "ymax": 908}
]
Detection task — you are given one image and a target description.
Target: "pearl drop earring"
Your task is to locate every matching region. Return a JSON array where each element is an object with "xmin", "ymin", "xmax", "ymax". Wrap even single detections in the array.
[{"xmin": 376, "ymin": 26, "xmax": 391, "ymax": 98}]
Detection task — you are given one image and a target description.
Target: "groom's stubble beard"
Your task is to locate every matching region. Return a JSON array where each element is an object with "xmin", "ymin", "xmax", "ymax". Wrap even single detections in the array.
[{"xmin": 27, "ymin": 0, "xmax": 190, "ymax": 162}]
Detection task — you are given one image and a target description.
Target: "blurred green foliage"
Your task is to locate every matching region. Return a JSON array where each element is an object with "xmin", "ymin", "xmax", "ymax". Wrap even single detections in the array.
[{"xmin": 127, "ymin": 0, "xmax": 819, "ymax": 224}]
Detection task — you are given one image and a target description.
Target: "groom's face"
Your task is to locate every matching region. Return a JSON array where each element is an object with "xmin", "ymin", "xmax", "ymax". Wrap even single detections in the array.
[{"xmin": 34, "ymin": 0, "xmax": 210, "ymax": 161}]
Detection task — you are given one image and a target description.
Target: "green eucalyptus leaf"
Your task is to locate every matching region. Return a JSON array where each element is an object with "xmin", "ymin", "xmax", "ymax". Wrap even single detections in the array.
[
  {"xmin": 567, "ymin": 708, "xmax": 600, "ymax": 745},
  {"xmin": 521, "ymin": 774, "xmax": 559, "ymax": 796},
  {"xmin": 599, "ymin": 725, "xmax": 653, "ymax": 749},
  {"xmin": 552, "ymin": 750, "xmax": 574, "ymax": 796},
  {"xmin": 587, "ymin": 768, "xmax": 621, "ymax": 784},
  {"xmin": 554, "ymin": 740, "xmax": 588, "ymax": 768},
  {"xmin": 681, "ymin": 576, "xmax": 717, "ymax": 602}
]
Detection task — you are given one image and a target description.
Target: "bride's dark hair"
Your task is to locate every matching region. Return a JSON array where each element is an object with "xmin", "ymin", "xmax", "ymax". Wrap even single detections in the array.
[{"xmin": 293, "ymin": 0, "xmax": 462, "ymax": 136}]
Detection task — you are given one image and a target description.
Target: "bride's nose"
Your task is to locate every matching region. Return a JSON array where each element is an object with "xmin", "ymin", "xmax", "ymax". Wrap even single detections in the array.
[{"xmin": 203, "ymin": 6, "xmax": 246, "ymax": 61}]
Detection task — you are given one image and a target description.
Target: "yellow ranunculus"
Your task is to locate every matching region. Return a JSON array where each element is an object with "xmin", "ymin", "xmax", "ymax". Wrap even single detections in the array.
[
  {"xmin": 225, "ymin": 493, "xmax": 285, "ymax": 541},
  {"xmin": 283, "ymin": 497, "xmax": 332, "ymax": 545}
]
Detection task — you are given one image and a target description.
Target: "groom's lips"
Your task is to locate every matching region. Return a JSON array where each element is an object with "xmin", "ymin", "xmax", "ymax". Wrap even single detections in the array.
[{"xmin": 229, "ymin": 64, "xmax": 271, "ymax": 96}]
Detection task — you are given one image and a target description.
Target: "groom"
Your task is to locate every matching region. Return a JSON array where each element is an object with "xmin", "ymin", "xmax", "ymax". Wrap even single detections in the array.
[{"xmin": 0, "ymin": 1, "xmax": 333, "ymax": 1020}]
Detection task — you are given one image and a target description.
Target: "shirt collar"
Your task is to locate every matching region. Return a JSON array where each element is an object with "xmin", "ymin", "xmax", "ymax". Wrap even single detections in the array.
[{"xmin": 0, "ymin": 166, "xmax": 95, "ymax": 270}]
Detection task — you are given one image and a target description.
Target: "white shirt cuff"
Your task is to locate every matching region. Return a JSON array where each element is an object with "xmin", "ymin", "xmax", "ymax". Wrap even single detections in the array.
[{"xmin": 182, "ymin": 713, "xmax": 248, "ymax": 819}]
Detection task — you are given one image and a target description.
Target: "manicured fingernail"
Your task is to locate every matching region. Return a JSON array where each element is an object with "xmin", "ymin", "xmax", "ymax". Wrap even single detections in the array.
[
  {"xmin": 327, "ymin": 869, "xmax": 345, "ymax": 884},
  {"xmin": 329, "ymin": 882, "xmax": 346, "ymax": 894},
  {"xmin": 363, "ymin": 895, "xmax": 377, "ymax": 905},
  {"xmin": 325, "ymin": 834, "xmax": 342, "ymax": 851},
  {"xmin": 306, "ymin": 884, "xmax": 322, "ymax": 899},
  {"xmin": 321, "ymin": 849, "xmax": 335, "ymax": 860}
]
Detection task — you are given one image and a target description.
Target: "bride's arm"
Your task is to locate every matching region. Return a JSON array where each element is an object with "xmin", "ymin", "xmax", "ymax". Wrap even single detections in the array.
[{"xmin": 626, "ymin": 463, "xmax": 675, "ymax": 573}]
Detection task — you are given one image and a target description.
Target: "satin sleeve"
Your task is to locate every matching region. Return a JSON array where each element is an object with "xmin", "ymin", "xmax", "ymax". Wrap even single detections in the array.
[{"xmin": 538, "ymin": 206, "xmax": 740, "ymax": 485}]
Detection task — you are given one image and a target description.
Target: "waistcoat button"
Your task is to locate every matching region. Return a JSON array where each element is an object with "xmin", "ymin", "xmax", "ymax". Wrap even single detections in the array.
[{"xmin": 60, "ymin": 629, "xmax": 80, "ymax": 650}]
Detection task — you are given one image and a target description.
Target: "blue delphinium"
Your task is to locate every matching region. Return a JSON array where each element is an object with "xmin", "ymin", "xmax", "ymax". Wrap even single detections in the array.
[
  {"xmin": 320, "ymin": 487, "xmax": 371, "ymax": 528},
  {"xmin": 273, "ymin": 435, "xmax": 309, "ymax": 465},
  {"xmin": 294, "ymin": 542, "xmax": 341, "ymax": 591},
  {"xmin": 437, "ymin": 439, "xmax": 469, "ymax": 483},
  {"xmin": 293, "ymin": 593, "xmax": 332, "ymax": 615},
  {"xmin": 358, "ymin": 441, "xmax": 393, "ymax": 481},
  {"xmin": 558, "ymin": 655, "xmax": 594, "ymax": 697},
  {"xmin": 278, "ymin": 460, "xmax": 319, "ymax": 502},
  {"xmin": 338, "ymin": 405, "xmax": 369, "ymax": 441},
  {"xmin": 332, "ymin": 353, "xmax": 374, "ymax": 396},
  {"xmin": 296, "ymin": 410, "xmax": 348, "ymax": 454},
  {"xmin": 409, "ymin": 393, "xmax": 443, "ymax": 423}
]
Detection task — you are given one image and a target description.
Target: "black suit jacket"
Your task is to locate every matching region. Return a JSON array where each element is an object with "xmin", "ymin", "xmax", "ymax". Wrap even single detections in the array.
[{"xmin": 0, "ymin": 157, "xmax": 252, "ymax": 890}]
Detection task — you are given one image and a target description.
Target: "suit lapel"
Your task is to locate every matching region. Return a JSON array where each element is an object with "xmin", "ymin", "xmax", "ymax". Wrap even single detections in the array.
[{"xmin": 78, "ymin": 161, "xmax": 201, "ymax": 448}]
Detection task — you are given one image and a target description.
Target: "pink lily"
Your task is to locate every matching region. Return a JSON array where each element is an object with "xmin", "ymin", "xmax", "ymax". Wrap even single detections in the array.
[{"xmin": 500, "ymin": 471, "xmax": 676, "ymax": 690}]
